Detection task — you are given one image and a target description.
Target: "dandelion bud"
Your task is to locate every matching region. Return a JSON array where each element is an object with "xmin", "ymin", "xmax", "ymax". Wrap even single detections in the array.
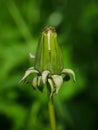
[{"xmin": 35, "ymin": 27, "xmax": 64, "ymax": 74}]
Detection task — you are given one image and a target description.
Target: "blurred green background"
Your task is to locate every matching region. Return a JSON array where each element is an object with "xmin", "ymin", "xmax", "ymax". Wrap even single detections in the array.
[{"xmin": 0, "ymin": 0, "xmax": 98, "ymax": 130}]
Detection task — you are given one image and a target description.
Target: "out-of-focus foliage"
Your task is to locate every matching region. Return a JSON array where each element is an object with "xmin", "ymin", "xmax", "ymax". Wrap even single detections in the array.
[{"xmin": 0, "ymin": 0, "xmax": 98, "ymax": 130}]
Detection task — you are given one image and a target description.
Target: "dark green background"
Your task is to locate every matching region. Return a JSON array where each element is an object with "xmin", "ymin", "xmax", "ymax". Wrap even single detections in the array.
[{"xmin": 0, "ymin": 0, "xmax": 98, "ymax": 130}]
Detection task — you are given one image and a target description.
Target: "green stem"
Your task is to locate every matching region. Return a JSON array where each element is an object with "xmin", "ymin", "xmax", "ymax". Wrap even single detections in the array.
[{"xmin": 48, "ymin": 96, "xmax": 57, "ymax": 130}]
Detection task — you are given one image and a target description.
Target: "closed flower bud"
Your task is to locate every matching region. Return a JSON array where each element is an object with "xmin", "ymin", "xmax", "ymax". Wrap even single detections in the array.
[
  {"xmin": 20, "ymin": 27, "xmax": 76, "ymax": 97},
  {"xmin": 34, "ymin": 27, "xmax": 64, "ymax": 74}
]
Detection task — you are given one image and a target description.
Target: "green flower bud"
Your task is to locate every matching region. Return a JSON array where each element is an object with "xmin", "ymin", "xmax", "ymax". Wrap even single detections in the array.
[
  {"xmin": 20, "ymin": 26, "xmax": 76, "ymax": 97},
  {"xmin": 34, "ymin": 27, "xmax": 64, "ymax": 74}
]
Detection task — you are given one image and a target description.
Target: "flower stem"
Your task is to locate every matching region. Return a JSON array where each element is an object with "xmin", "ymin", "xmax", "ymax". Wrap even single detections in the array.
[{"xmin": 48, "ymin": 96, "xmax": 57, "ymax": 130}]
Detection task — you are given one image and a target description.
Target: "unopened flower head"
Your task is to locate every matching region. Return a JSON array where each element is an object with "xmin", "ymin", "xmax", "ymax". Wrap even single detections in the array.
[
  {"xmin": 20, "ymin": 27, "xmax": 76, "ymax": 98},
  {"xmin": 35, "ymin": 27, "xmax": 64, "ymax": 74}
]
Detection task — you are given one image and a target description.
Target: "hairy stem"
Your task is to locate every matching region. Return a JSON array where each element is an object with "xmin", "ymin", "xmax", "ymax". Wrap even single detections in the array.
[{"xmin": 48, "ymin": 96, "xmax": 57, "ymax": 130}]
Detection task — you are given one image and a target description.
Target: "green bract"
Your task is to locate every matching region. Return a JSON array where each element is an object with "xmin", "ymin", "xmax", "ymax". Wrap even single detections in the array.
[
  {"xmin": 20, "ymin": 27, "xmax": 76, "ymax": 98},
  {"xmin": 35, "ymin": 27, "xmax": 64, "ymax": 74}
]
